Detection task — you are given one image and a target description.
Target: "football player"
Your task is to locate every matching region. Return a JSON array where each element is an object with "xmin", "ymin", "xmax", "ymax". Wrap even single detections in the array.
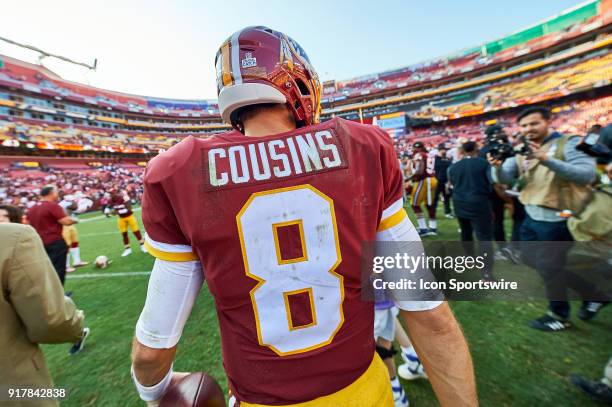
[
  {"xmin": 407, "ymin": 142, "xmax": 438, "ymax": 236},
  {"xmin": 59, "ymin": 194, "xmax": 89, "ymax": 271},
  {"xmin": 110, "ymin": 190, "xmax": 147, "ymax": 256},
  {"xmin": 131, "ymin": 26, "xmax": 476, "ymax": 407}
]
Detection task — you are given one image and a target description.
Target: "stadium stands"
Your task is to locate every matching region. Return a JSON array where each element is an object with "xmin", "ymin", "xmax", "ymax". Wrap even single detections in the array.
[
  {"xmin": 410, "ymin": 52, "xmax": 612, "ymax": 120},
  {"xmin": 0, "ymin": 57, "xmax": 220, "ymax": 118},
  {"xmin": 324, "ymin": 0, "xmax": 611, "ymax": 103},
  {"xmin": 0, "ymin": 117, "xmax": 201, "ymax": 153},
  {"xmin": 0, "ymin": 163, "xmax": 145, "ymax": 211},
  {"xmin": 402, "ymin": 96, "xmax": 612, "ymax": 147}
]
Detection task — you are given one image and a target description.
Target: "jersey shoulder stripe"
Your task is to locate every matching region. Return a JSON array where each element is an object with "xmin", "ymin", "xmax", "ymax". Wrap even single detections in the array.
[
  {"xmin": 144, "ymin": 234, "xmax": 198, "ymax": 262},
  {"xmin": 378, "ymin": 198, "xmax": 406, "ymax": 232}
]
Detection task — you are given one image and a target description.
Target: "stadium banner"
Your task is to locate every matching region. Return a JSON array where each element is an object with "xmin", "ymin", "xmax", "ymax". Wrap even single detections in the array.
[
  {"xmin": 374, "ymin": 112, "xmax": 408, "ymax": 139},
  {"xmin": 12, "ymin": 161, "xmax": 40, "ymax": 168},
  {"xmin": 360, "ymin": 241, "xmax": 611, "ymax": 302}
]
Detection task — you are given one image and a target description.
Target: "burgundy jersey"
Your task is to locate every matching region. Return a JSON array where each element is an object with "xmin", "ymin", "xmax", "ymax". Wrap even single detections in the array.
[
  {"xmin": 111, "ymin": 195, "xmax": 132, "ymax": 218},
  {"xmin": 411, "ymin": 151, "xmax": 434, "ymax": 181},
  {"xmin": 142, "ymin": 118, "xmax": 404, "ymax": 405}
]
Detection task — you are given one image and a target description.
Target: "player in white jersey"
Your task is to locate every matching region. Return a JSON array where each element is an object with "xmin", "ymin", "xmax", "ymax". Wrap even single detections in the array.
[{"xmin": 59, "ymin": 194, "xmax": 89, "ymax": 271}]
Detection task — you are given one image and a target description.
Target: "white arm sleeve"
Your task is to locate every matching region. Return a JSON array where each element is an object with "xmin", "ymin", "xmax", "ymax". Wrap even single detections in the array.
[
  {"xmin": 377, "ymin": 201, "xmax": 443, "ymax": 312},
  {"xmin": 135, "ymin": 258, "xmax": 204, "ymax": 349}
]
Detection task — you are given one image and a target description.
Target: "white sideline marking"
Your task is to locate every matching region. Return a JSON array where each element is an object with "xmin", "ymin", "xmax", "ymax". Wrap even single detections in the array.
[
  {"xmin": 80, "ymin": 207, "xmax": 141, "ymax": 223},
  {"xmin": 67, "ymin": 271, "xmax": 151, "ymax": 279},
  {"xmin": 79, "ymin": 231, "xmax": 119, "ymax": 237}
]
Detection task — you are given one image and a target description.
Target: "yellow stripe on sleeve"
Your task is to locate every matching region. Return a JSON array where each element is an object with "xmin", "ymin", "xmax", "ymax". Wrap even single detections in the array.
[
  {"xmin": 377, "ymin": 208, "xmax": 408, "ymax": 232},
  {"xmin": 144, "ymin": 241, "xmax": 198, "ymax": 262}
]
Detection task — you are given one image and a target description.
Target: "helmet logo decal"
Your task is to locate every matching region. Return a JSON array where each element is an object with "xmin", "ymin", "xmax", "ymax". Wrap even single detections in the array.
[{"xmin": 241, "ymin": 52, "xmax": 258, "ymax": 68}]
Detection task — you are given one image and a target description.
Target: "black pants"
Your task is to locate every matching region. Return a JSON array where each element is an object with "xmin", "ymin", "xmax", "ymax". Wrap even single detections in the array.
[
  {"xmin": 433, "ymin": 181, "xmax": 452, "ymax": 215},
  {"xmin": 457, "ymin": 214, "xmax": 494, "ymax": 276},
  {"xmin": 45, "ymin": 239, "xmax": 68, "ymax": 286},
  {"xmin": 520, "ymin": 215, "xmax": 598, "ymax": 319},
  {"xmin": 510, "ymin": 197, "xmax": 526, "ymax": 248},
  {"xmin": 490, "ymin": 193, "xmax": 506, "ymax": 243}
]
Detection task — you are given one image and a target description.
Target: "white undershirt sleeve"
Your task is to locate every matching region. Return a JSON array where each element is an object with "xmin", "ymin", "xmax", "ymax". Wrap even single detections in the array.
[
  {"xmin": 135, "ymin": 258, "xmax": 204, "ymax": 349},
  {"xmin": 377, "ymin": 200, "xmax": 443, "ymax": 312}
]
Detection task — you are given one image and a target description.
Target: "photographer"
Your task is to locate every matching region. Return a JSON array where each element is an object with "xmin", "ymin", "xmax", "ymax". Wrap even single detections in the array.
[
  {"xmin": 488, "ymin": 106, "xmax": 603, "ymax": 332},
  {"xmin": 479, "ymin": 125, "xmax": 513, "ymax": 259}
]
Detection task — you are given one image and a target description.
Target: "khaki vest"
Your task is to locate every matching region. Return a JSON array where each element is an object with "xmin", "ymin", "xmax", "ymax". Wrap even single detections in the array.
[{"xmin": 517, "ymin": 134, "xmax": 592, "ymax": 212}]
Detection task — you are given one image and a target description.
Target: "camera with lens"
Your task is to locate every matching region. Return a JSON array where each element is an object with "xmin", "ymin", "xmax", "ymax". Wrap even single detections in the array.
[
  {"xmin": 485, "ymin": 125, "xmax": 530, "ymax": 161},
  {"xmin": 513, "ymin": 134, "xmax": 531, "ymax": 156},
  {"xmin": 575, "ymin": 132, "xmax": 611, "ymax": 159},
  {"xmin": 488, "ymin": 140, "xmax": 514, "ymax": 161}
]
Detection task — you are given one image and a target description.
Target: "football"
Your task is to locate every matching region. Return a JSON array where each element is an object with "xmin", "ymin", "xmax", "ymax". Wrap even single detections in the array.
[
  {"xmin": 94, "ymin": 255, "xmax": 110, "ymax": 269},
  {"xmin": 160, "ymin": 372, "xmax": 225, "ymax": 407}
]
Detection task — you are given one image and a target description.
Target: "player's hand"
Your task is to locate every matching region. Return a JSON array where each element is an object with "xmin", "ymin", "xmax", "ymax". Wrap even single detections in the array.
[
  {"xmin": 486, "ymin": 153, "xmax": 503, "ymax": 168},
  {"xmin": 527, "ymin": 141, "xmax": 547, "ymax": 161}
]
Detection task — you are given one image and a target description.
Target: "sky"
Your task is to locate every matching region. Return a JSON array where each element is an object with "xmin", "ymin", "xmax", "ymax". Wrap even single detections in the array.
[{"xmin": 1, "ymin": 0, "xmax": 585, "ymax": 100}]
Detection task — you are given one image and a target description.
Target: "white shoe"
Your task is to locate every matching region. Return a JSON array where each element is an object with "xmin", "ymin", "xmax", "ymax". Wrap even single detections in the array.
[
  {"xmin": 66, "ymin": 267, "xmax": 76, "ymax": 273},
  {"xmin": 398, "ymin": 361, "xmax": 428, "ymax": 380},
  {"xmin": 121, "ymin": 248, "xmax": 132, "ymax": 257},
  {"xmin": 393, "ymin": 385, "xmax": 409, "ymax": 407},
  {"xmin": 140, "ymin": 244, "xmax": 148, "ymax": 253}
]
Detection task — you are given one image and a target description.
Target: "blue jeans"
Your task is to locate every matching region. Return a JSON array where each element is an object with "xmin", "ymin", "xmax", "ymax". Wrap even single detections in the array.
[{"xmin": 520, "ymin": 215, "xmax": 595, "ymax": 319}]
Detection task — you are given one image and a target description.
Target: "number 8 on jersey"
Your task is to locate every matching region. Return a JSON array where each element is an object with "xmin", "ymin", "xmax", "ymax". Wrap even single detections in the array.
[{"xmin": 236, "ymin": 185, "xmax": 344, "ymax": 356}]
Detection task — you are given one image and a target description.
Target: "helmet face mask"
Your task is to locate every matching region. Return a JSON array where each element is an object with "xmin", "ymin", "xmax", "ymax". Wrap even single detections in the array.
[{"xmin": 215, "ymin": 26, "xmax": 322, "ymax": 132}]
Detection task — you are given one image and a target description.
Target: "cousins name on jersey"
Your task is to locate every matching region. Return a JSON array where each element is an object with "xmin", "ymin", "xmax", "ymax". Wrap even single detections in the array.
[{"xmin": 206, "ymin": 130, "xmax": 347, "ymax": 189}]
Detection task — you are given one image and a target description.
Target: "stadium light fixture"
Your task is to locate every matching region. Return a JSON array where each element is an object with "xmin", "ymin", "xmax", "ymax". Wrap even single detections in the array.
[{"xmin": 0, "ymin": 36, "xmax": 97, "ymax": 71}]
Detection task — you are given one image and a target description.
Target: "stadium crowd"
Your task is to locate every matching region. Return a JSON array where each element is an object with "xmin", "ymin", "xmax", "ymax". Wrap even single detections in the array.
[
  {"xmin": 0, "ymin": 165, "xmax": 144, "ymax": 213},
  {"xmin": 0, "ymin": 118, "xmax": 185, "ymax": 153},
  {"xmin": 401, "ymin": 96, "xmax": 612, "ymax": 148},
  {"xmin": 410, "ymin": 52, "xmax": 612, "ymax": 121}
]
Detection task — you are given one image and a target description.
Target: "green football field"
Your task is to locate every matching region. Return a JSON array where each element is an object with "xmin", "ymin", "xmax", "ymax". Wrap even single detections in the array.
[{"xmin": 41, "ymin": 206, "xmax": 611, "ymax": 407}]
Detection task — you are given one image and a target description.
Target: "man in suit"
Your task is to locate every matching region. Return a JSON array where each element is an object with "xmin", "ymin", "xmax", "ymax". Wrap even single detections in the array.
[{"xmin": 0, "ymin": 223, "xmax": 88, "ymax": 407}]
